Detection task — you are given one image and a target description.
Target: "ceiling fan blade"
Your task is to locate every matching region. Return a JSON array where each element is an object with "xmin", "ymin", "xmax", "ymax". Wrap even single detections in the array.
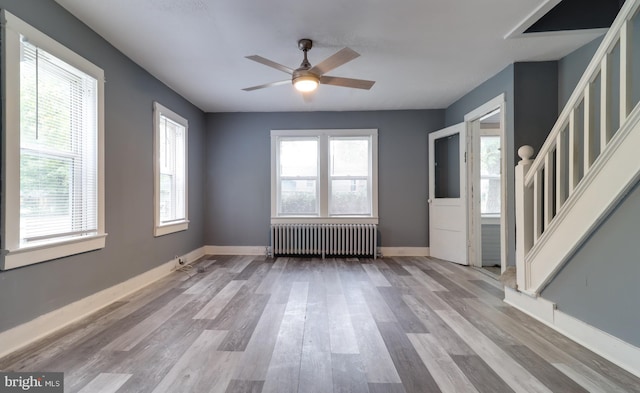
[
  {"xmin": 245, "ymin": 55, "xmax": 294, "ymax": 75},
  {"xmin": 319, "ymin": 75, "xmax": 375, "ymax": 90},
  {"xmin": 309, "ymin": 47, "xmax": 360, "ymax": 75},
  {"xmin": 242, "ymin": 80, "xmax": 290, "ymax": 91}
]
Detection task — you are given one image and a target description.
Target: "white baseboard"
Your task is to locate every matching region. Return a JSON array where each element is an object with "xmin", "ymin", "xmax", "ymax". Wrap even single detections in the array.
[
  {"xmin": 380, "ymin": 247, "xmax": 430, "ymax": 257},
  {"xmin": 0, "ymin": 246, "xmax": 206, "ymax": 359},
  {"xmin": 204, "ymin": 245, "xmax": 429, "ymax": 258},
  {"xmin": 504, "ymin": 287, "xmax": 640, "ymax": 378},
  {"xmin": 205, "ymin": 245, "xmax": 267, "ymax": 256}
]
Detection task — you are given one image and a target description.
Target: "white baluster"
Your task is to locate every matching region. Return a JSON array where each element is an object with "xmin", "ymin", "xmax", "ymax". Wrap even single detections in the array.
[
  {"xmin": 544, "ymin": 151, "xmax": 555, "ymax": 226},
  {"xmin": 600, "ymin": 55, "xmax": 611, "ymax": 151},
  {"xmin": 620, "ymin": 19, "xmax": 632, "ymax": 124},
  {"xmin": 584, "ymin": 82, "xmax": 594, "ymax": 171}
]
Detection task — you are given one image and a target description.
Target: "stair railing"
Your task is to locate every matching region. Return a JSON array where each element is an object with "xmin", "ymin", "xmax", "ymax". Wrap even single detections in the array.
[{"xmin": 515, "ymin": 0, "xmax": 640, "ymax": 293}]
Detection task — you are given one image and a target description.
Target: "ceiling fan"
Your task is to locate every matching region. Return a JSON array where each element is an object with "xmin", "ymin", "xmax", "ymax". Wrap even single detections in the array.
[{"xmin": 242, "ymin": 39, "xmax": 375, "ymax": 93}]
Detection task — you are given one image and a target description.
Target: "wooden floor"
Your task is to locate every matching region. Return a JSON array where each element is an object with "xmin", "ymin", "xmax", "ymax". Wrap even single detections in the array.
[{"xmin": 1, "ymin": 256, "xmax": 639, "ymax": 393}]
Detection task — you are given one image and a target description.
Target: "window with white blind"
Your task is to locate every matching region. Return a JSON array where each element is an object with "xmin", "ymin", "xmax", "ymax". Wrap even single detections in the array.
[
  {"xmin": 154, "ymin": 102, "xmax": 188, "ymax": 236},
  {"xmin": 1, "ymin": 11, "xmax": 106, "ymax": 270},
  {"xmin": 271, "ymin": 129, "xmax": 378, "ymax": 223}
]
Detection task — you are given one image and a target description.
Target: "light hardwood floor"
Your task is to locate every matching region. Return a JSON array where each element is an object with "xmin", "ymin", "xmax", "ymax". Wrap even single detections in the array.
[{"xmin": 1, "ymin": 256, "xmax": 638, "ymax": 393}]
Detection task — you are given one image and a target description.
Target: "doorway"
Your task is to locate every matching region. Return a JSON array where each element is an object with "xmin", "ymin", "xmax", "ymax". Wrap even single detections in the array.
[{"xmin": 464, "ymin": 95, "xmax": 507, "ymax": 276}]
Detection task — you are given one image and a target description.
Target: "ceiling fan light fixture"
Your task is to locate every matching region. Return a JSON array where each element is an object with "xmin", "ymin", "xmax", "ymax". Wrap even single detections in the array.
[{"xmin": 293, "ymin": 75, "xmax": 319, "ymax": 92}]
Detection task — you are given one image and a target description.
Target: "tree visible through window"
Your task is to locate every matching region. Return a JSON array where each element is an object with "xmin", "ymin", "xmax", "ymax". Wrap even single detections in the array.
[{"xmin": 480, "ymin": 135, "xmax": 501, "ymax": 215}]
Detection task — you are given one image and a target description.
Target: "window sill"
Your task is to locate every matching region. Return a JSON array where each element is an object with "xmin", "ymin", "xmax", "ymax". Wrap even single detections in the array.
[
  {"xmin": 154, "ymin": 221, "xmax": 189, "ymax": 237},
  {"xmin": 1, "ymin": 233, "xmax": 108, "ymax": 270},
  {"xmin": 271, "ymin": 216, "xmax": 379, "ymax": 225}
]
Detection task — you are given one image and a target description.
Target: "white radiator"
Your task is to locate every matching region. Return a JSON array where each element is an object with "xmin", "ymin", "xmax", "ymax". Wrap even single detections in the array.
[{"xmin": 270, "ymin": 224, "xmax": 377, "ymax": 258}]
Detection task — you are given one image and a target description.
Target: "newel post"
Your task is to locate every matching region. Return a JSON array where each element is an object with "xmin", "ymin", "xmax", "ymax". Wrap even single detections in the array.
[{"xmin": 515, "ymin": 145, "xmax": 534, "ymax": 292}]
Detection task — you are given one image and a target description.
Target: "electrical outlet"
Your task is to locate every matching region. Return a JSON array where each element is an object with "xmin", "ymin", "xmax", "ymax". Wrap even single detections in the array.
[{"xmin": 178, "ymin": 257, "xmax": 185, "ymax": 265}]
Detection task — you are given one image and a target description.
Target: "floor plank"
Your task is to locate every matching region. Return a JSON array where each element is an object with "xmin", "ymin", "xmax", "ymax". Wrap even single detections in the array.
[
  {"xmin": 407, "ymin": 333, "xmax": 479, "ymax": 393},
  {"xmin": 376, "ymin": 321, "xmax": 441, "ymax": 393},
  {"xmin": 77, "ymin": 373, "xmax": 131, "ymax": 393},
  {"xmin": 2, "ymin": 256, "xmax": 639, "ymax": 393},
  {"xmin": 262, "ymin": 281, "xmax": 309, "ymax": 393},
  {"xmin": 331, "ymin": 353, "xmax": 369, "ymax": 393},
  {"xmin": 151, "ymin": 330, "xmax": 239, "ymax": 393}
]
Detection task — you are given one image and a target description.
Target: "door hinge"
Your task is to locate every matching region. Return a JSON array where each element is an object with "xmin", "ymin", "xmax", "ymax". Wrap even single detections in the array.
[{"xmin": 464, "ymin": 152, "xmax": 467, "ymax": 163}]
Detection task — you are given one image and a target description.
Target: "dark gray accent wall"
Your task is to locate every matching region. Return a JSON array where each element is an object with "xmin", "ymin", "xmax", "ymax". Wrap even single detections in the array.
[
  {"xmin": 525, "ymin": 0, "xmax": 623, "ymax": 33},
  {"xmin": 542, "ymin": 180, "xmax": 640, "ymax": 347},
  {"xmin": 445, "ymin": 64, "xmax": 517, "ymax": 266},
  {"xmin": 0, "ymin": 1, "xmax": 206, "ymax": 333},
  {"xmin": 205, "ymin": 110, "xmax": 445, "ymax": 248},
  {"xmin": 514, "ymin": 62, "xmax": 558, "ymax": 156}
]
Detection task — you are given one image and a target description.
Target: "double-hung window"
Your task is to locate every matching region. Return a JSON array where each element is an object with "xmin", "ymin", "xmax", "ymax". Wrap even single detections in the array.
[
  {"xmin": 271, "ymin": 129, "xmax": 378, "ymax": 223},
  {"xmin": 480, "ymin": 133, "xmax": 501, "ymax": 217},
  {"xmin": 1, "ymin": 11, "xmax": 106, "ymax": 270},
  {"xmin": 153, "ymin": 102, "xmax": 188, "ymax": 236}
]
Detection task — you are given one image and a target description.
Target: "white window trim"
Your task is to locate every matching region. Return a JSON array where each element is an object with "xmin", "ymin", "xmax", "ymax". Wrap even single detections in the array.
[
  {"xmin": 1, "ymin": 11, "xmax": 106, "ymax": 270},
  {"xmin": 270, "ymin": 129, "xmax": 378, "ymax": 224},
  {"xmin": 153, "ymin": 102, "xmax": 189, "ymax": 237}
]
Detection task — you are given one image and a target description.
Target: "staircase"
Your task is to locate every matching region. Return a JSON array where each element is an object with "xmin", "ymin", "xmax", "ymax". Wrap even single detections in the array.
[{"xmin": 515, "ymin": 0, "xmax": 640, "ymax": 295}]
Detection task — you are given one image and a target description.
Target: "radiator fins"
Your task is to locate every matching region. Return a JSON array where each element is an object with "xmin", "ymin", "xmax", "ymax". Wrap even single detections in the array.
[{"xmin": 270, "ymin": 224, "xmax": 377, "ymax": 258}]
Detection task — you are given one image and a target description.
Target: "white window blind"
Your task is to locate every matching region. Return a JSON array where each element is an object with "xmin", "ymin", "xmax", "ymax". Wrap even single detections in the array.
[{"xmin": 19, "ymin": 38, "xmax": 99, "ymax": 245}]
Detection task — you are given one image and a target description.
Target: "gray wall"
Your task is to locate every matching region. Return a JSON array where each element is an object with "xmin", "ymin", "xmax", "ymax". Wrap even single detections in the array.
[
  {"xmin": 445, "ymin": 65, "xmax": 517, "ymax": 266},
  {"xmin": 205, "ymin": 110, "xmax": 445, "ymax": 248},
  {"xmin": 542, "ymin": 180, "xmax": 640, "ymax": 347},
  {"xmin": 558, "ymin": 36, "xmax": 604, "ymax": 109},
  {"xmin": 0, "ymin": 0, "xmax": 206, "ymax": 333},
  {"xmin": 481, "ymin": 223, "xmax": 501, "ymax": 266},
  {"xmin": 541, "ymin": 18, "xmax": 640, "ymax": 348},
  {"xmin": 514, "ymin": 62, "xmax": 558, "ymax": 156}
]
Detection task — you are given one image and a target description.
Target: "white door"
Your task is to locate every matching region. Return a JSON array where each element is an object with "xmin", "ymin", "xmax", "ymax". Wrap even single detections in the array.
[{"xmin": 428, "ymin": 123, "xmax": 468, "ymax": 265}]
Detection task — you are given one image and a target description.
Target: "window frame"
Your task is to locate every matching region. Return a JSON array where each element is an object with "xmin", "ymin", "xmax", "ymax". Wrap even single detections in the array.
[
  {"xmin": 270, "ymin": 129, "xmax": 378, "ymax": 224},
  {"xmin": 1, "ymin": 11, "xmax": 106, "ymax": 270},
  {"xmin": 479, "ymin": 129, "xmax": 501, "ymax": 220},
  {"xmin": 153, "ymin": 102, "xmax": 189, "ymax": 236}
]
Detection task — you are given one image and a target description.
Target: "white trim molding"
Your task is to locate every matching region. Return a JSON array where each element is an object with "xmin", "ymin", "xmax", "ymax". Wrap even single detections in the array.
[
  {"xmin": 379, "ymin": 247, "xmax": 430, "ymax": 257},
  {"xmin": 0, "ymin": 246, "xmax": 206, "ymax": 359},
  {"xmin": 205, "ymin": 245, "xmax": 267, "ymax": 256},
  {"xmin": 504, "ymin": 287, "xmax": 640, "ymax": 378},
  {"xmin": 204, "ymin": 245, "xmax": 430, "ymax": 258}
]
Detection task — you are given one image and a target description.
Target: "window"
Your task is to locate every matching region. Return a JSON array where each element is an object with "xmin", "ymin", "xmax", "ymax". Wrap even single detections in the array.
[
  {"xmin": 1, "ymin": 11, "xmax": 106, "ymax": 270},
  {"xmin": 271, "ymin": 129, "xmax": 378, "ymax": 223},
  {"xmin": 480, "ymin": 134, "xmax": 501, "ymax": 216},
  {"xmin": 154, "ymin": 102, "xmax": 188, "ymax": 236}
]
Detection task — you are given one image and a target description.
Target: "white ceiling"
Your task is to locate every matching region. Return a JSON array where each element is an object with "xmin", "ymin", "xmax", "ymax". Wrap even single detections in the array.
[{"xmin": 54, "ymin": 0, "xmax": 604, "ymax": 113}]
